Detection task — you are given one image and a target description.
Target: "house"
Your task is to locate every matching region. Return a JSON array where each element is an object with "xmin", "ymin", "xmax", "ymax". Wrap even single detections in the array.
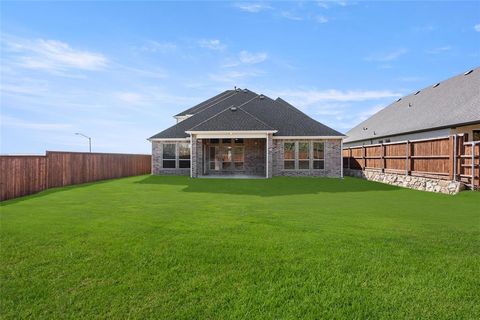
[
  {"xmin": 344, "ymin": 68, "xmax": 480, "ymax": 147},
  {"xmin": 148, "ymin": 89, "xmax": 344, "ymax": 178}
]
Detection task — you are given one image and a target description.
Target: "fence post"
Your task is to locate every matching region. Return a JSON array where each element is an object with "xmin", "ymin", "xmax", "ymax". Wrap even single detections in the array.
[
  {"xmin": 405, "ymin": 141, "xmax": 409, "ymax": 175},
  {"xmin": 381, "ymin": 143, "xmax": 386, "ymax": 173},
  {"xmin": 348, "ymin": 148, "xmax": 351, "ymax": 170},
  {"xmin": 362, "ymin": 145, "xmax": 366, "ymax": 170},
  {"xmin": 449, "ymin": 135, "xmax": 455, "ymax": 181}
]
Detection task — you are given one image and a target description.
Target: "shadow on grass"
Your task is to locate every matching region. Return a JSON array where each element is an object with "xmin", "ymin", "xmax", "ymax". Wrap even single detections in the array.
[
  {"xmin": 135, "ymin": 175, "xmax": 400, "ymax": 197},
  {"xmin": 1, "ymin": 179, "xmax": 112, "ymax": 206}
]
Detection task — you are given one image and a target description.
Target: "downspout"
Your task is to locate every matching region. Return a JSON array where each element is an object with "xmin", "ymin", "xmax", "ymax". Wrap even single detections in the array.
[
  {"xmin": 453, "ymin": 134, "xmax": 457, "ymax": 181},
  {"xmin": 189, "ymin": 133, "xmax": 193, "ymax": 178},
  {"xmin": 265, "ymin": 134, "xmax": 269, "ymax": 178},
  {"xmin": 340, "ymin": 139, "xmax": 344, "ymax": 179}
]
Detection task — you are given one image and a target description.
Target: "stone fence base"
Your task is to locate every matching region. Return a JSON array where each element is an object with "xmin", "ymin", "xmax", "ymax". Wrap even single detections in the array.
[{"xmin": 344, "ymin": 169, "xmax": 464, "ymax": 195}]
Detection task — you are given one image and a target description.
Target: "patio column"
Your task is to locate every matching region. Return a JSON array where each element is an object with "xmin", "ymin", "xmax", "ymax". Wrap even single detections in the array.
[
  {"xmin": 191, "ymin": 134, "xmax": 198, "ymax": 178},
  {"xmin": 266, "ymin": 133, "xmax": 273, "ymax": 178}
]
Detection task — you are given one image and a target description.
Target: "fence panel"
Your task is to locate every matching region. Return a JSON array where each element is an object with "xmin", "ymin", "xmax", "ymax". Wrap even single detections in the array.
[
  {"xmin": 343, "ymin": 135, "xmax": 479, "ymax": 190},
  {"xmin": 0, "ymin": 156, "xmax": 47, "ymax": 201},
  {"xmin": 1, "ymin": 151, "xmax": 151, "ymax": 201}
]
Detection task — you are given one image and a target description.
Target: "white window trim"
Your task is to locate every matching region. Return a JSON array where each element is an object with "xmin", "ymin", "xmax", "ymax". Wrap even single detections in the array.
[
  {"xmin": 297, "ymin": 141, "xmax": 310, "ymax": 171},
  {"xmin": 283, "ymin": 141, "xmax": 296, "ymax": 171},
  {"xmin": 312, "ymin": 141, "xmax": 325, "ymax": 171},
  {"xmin": 283, "ymin": 141, "xmax": 326, "ymax": 171},
  {"xmin": 162, "ymin": 143, "xmax": 177, "ymax": 169}
]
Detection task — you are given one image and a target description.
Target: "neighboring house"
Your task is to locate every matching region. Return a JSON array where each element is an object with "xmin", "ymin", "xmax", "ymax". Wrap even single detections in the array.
[
  {"xmin": 149, "ymin": 89, "xmax": 344, "ymax": 178},
  {"xmin": 344, "ymin": 68, "xmax": 480, "ymax": 147}
]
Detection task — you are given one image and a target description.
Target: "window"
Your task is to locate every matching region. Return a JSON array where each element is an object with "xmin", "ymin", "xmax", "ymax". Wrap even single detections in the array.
[
  {"xmin": 473, "ymin": 130, "xmax": 480, "ymax": 142},
  {"xmin": 284, "ymin": 142, "xmax": 295, "ymax": 169},
  {"xmin": 313, "ymin": 142, "xmax": 324, "ymax": 170},
  {"xmin": 222, "ymin": 138, "xmax": 231, "ymax": 144},
  {"xmin": 233, "ymin": 146, "xmax": 244, "ymax": 170},
  {"xmin": 210, "ymin": 139, "xmax": 219, "ymax": 144},
  {"xmin": 209, "ymin": 144, "xmax": 244, "ymax": 171},
  {"xmin": 234, "ymin": 138, "xmax": 244, "ymax": 144},
  {"xmin": 385, "ymin": 139, "xmax": 391, "ymax": 143},
  {"xmin": 298, "ymin": 142, "xmax": 310, "ymax": 169},
  {"xmin": 178, "ymin": 143, "xmax": 191, "ymax": 168},
  {"xmin": 162, "ymin": 143, "xmax": 176, "ymax": 168}
]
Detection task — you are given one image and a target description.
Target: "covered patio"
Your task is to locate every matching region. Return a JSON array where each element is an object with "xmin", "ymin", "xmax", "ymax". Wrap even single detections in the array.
[{"xmin": 187, "ymin": 131, "xmax": 275, "ymax": 179}]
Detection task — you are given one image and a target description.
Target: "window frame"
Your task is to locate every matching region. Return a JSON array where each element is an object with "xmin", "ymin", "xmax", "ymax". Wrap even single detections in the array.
[
  {"xmin": 178, "ymin": 142, "xmax": 191, "ymax": 169},
  {"xmin": 313, "ymin": 142, "xmax": 325, "ymax": 170},
  {"xmin": 473, "ymin": 130, "xmax": 480, "ymax": 142},
  {"xmin": 283, "ymin": 141, "xmax": 296, "ymax": 170},
  {"xmin": 162, "ymin": 143, "xmax": 176, "ymax": 169},
  {"xmin": 298, "ymin": 141, "xmax": 310, "ymax": 170}
]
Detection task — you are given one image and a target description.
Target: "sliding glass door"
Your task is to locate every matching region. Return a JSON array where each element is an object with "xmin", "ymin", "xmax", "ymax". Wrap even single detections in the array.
[{"xmin": 209, "ymin": 140, "xmax": 244, "ymax": 171}]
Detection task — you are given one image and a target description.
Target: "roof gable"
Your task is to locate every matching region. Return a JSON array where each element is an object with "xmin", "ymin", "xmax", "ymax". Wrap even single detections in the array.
[
  {"xmin": 174, "ymin": 90, "xmax": 235, "ymax": 117},
  {"xmin": 188, "ymin": 105, "xmax": 275, "ymax": 131}
]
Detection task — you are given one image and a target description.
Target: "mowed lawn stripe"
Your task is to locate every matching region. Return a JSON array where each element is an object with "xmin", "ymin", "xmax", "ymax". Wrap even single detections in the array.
[{"xmin": 1, "ymin": 175, "xmax": 479, "ymax": 319}]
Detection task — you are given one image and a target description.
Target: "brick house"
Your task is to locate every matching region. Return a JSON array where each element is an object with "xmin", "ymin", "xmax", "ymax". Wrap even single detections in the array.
[{"xmin": 148, "ymin": 89, "xmax": 344, "ymax": 178}]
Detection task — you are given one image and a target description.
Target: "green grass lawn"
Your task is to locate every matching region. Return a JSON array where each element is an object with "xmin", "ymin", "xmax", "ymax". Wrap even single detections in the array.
[{"xmin": 1, "ymin": 176, "xmax": 479, "ymax": 319}]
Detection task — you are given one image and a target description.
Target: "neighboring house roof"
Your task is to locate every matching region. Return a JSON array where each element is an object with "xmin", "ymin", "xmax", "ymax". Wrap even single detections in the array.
[
  {"xmin": 150, "ymin": 89, "xmax": 344, "ymax": 139},
  {"xmin": 345, "ymin": 67, "xmax": 480, "ymax": 143}
]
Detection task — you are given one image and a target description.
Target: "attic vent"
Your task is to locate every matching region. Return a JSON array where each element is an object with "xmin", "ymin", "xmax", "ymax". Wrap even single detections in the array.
[
  {"xmin": 464, "ymin": 69, "xmax": 473, "ymax": 75},
  {"xmin": 235, "ymin": 88, "xmax": 241, "ymax": 92},
  {"xmin": 362, "ymin": 127, "xmax": 368, "ymax": 131},
  {"xmin": 396, "ymin": 98, "xmax": 402, "ymax": 102},
  {"xmin": 259, "ymin": 94, "xmax": 265, "ymax": 99},
  {"xmin": 230, "ymin": 106, "xmax": 237, "ymax": 111},
  {"xmin": 414, "ymin": 90, "xmax": 420, "ymax": 95},
  {"xmin": 433, "ymin": 83, "xmax": 440, "ymax": 88},
  {"xmin": 243, "ymin": 89, "xmax": 248, "ymax": 93},
  {"xmin": 408, "ymin": 102, "xmax": 413, "ymax": 108}
]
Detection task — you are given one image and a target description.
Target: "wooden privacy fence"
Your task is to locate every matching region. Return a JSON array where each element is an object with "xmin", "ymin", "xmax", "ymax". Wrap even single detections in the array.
[
  {"xmin": 342, "ymin": 134, "xmax": 479, "ymax": 190},
  {"xmin": 1, "ymin": 151, "xmax": 151, "ymax": 201}
]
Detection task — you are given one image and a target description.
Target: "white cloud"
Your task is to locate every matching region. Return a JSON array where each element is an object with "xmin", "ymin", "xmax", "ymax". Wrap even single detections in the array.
[
  {"xmin": 315, "ymin": 16, "xmax": 329, "ymax": 24},
  {"xmin": 1, "ymin": 114, "xmax": 72, "ymax": 131},
  {"xmin": 275, "ymin": 89, "xmax": 402, "ymax": 106},
  {"xmin": 316, "ymin": 0, "xmax": 348, "ymax": 9},
  {"xmin": 115, "ymin": 92, "xmax": 146, "ymax": 105},
  {"xmin": 140, "ymin": 40, "xmax": 177, "ymax": 53},
  {"xmin": 426, "ymin": 46, "xmax": 451, "ymax": 54},
  {"xmin": 198, "ymin": 39, "xmax": 226, "ymax": 51},
  {"xmin": 3, "ymin": 36, "xmax": 108, "ymax": 72},
  {"xmin": 209, "ymin": 70, "xmax": 262, "ymax": 83},
  {"xmin": 474, "ymin": 24, "xmax": 480, "ymax": 32},
  {"xmin": 233, "ymin": 2, "xmax": 271, "ymax": 13},
  {"xmin": 365, "ymin": 48, "xmax": 408, "ymax": 62},
  {"xmin": 281, "ymin": 11, "xmax": 304, "ymax": 21},
  {"xmin": 239, "ymin": 50, "xmax": 268, "ymax": 64}
]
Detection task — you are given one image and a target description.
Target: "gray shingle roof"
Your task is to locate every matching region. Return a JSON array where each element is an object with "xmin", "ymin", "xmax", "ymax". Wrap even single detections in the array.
[
  {"xmin": 189, "ymin": 105, "xmax": 274, "ymax": 131},
  {"xmin": 150, "ymin": 89, "xmax": 344, "ymax": 139},
  {"xmin": 174, "ymin": 90, "xmax": 235, "ymax": 117},
  {"xmin": 345, "ymin": 67, "xmax": 480, "ymax": 143}
]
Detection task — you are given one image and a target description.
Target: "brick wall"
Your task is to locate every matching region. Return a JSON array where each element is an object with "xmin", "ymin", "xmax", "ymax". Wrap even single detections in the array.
[
  {"xmin": 152, "ymin": 140, "xmax": 190, "ymax": 176},
  {"xmin": 272, "ymin": 139, "xmax": 342, "ymax": 178}
]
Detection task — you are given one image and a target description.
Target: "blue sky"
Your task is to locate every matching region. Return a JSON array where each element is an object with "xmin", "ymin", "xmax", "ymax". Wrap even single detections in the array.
[{"xmin": 1, "ymin": 1, "xmax": 479, "ymax": 154}]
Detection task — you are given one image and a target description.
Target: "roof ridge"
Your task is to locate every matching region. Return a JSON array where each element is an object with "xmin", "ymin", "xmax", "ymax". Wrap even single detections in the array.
[
  {"xmin": 275, "ymin": 97, "xmax": 322, "ymax": 124},
  {"xmin": 188, "ymin": 95, "xmax": 260, "ymax": 131},
  {"xmin": 177, "ymin": 90, "xmax": 239, "ymax": 117},
  {"xmin": 186, "ymin": 90, "xmax": 236, "ymax": 115},
  {"xmin": 237, "ymin": 104, "xmax": 275, "ymax": 130}
]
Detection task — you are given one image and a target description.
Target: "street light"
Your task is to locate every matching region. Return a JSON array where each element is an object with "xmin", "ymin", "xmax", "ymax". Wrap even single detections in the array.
[{"xmin": 75, "ymin": 133, "xmax": 92, "ymax": 152}]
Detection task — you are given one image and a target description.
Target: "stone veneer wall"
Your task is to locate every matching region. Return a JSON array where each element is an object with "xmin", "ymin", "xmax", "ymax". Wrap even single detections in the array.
[
  {"xmin": 345, "ymin": 169, "xmax": 464, "ymax": 194},
  {"xmin": 272, "ymin": 139, "xmax": 342, "ymax": 178},
  {"xmin": 152, "ymin": 140, "xmax": 190, "ymax": 176}
]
